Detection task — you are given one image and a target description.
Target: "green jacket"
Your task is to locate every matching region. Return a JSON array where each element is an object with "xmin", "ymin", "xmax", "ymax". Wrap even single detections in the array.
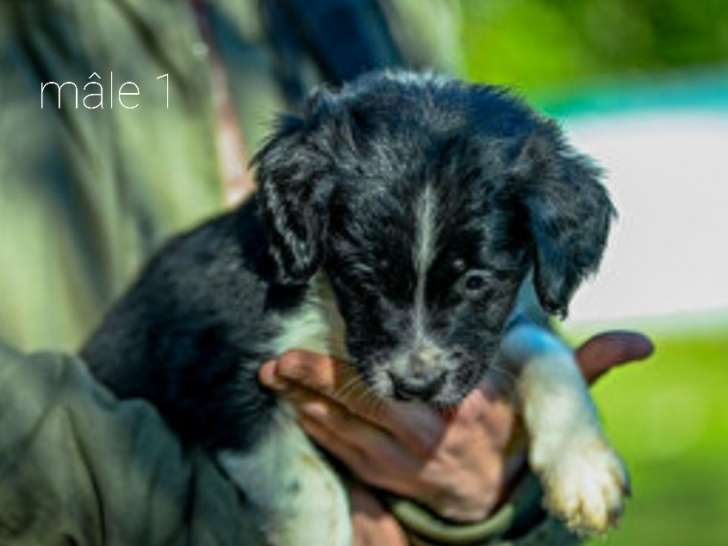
[
  {"xmin": 0, "ymin": 0, "xmax": 461, "ymax": 352},
  {"xmin": 0, "ymin": 1, "xmax": 580, "ymax": 544}
]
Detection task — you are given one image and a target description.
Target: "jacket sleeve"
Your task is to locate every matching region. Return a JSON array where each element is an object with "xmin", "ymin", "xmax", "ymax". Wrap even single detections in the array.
[{"xmin": 0, "ymin": 342, "xmax": 264, "ymax": 546}]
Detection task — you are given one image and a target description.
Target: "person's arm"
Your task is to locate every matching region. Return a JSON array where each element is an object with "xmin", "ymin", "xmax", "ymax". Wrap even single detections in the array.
[
  {"xmin": 0, "ymin": 342, "xmax": 264, "ymax": 546},
  {"xmin": 259, "ymin": 331, "xmax": 653, "ymax": 545}
]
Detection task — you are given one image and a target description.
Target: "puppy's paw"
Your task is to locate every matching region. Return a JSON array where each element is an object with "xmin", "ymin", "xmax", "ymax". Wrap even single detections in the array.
[{"xmin": 539, "ymin": 437, "xmax": 630, "ymax": 536}]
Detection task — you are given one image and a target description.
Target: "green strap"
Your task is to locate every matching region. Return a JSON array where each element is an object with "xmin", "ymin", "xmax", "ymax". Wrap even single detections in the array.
[
  {"xmin": 385, "ymin": 473, "xmax": 556, "ymax": 545},
  {"xmin": 389, "ymin": 496, "xmax": 515, "ymax": 545}
]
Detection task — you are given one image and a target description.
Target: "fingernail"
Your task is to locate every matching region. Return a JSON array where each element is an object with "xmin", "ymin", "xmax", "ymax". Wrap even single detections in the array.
[{"xmin": 259, "ymin": 362, "xmax": 289, "ymax": 391}]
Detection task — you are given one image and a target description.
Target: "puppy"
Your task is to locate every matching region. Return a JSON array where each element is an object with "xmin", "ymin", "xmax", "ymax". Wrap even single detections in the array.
[{"xmin": 82, "ymin": 70, "xmax": 627, "ymax": 545}]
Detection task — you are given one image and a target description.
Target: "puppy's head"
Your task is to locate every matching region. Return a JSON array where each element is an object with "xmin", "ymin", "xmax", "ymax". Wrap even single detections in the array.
[{"xmin": 254, "ymin": 71, "xmax": 614, "ymax": 406}]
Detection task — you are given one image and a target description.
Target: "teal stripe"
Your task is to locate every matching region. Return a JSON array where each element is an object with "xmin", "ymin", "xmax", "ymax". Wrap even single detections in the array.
[{"xmin": 534, "ymin": 70, "xmax": 728, "ymax": 119}]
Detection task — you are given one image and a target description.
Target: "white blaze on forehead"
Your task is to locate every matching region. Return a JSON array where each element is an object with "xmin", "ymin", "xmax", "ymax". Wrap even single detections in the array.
[{"xmin": 412, "ymin": 184, "xmax": 438, "ymax": 340}]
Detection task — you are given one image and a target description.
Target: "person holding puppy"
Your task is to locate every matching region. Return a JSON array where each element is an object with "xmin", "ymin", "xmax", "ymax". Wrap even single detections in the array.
[{"xmin": 0, "ymin": 1, "xmax": 652, "ymax": 544}]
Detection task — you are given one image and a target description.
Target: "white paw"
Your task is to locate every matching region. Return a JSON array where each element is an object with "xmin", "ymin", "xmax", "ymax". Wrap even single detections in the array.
[{"xmin": 538, "ymin": 437, "xmax": 630, "ymax": 535}]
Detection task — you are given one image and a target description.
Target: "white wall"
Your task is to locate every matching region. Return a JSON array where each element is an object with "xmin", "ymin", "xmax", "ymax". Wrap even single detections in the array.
[{"xmin": 562, "ymin": 111, "xmax": 728, "ymax": 323}]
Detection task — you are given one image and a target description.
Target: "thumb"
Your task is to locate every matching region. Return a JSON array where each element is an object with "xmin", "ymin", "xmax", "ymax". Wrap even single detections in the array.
[{"xmin": 576, "ymin": 330, "xmax": 654, "ymax": 384}]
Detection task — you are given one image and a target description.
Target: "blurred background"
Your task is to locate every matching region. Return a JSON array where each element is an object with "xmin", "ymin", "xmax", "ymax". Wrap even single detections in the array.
[
  {"xmin": 458, "ymin": 1, "xmax": 728, "ymax": 544},
  {"xmin": 1, "ymin": 1, "xmax": 726, "ymax": 545}
]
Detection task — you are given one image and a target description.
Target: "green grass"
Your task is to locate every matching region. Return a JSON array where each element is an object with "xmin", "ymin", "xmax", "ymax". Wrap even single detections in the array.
[
  {"xmin": 460, "ymin": 0, "xmax": 728, "ymax": 94},
  {"xmin": 566, "ymin": 332, "xmax": 728, "ymax": 546}
]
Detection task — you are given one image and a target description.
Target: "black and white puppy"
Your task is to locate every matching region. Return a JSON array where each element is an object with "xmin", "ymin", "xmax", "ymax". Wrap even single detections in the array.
[{"xmin": 83, "ymin": 70, "xmax": 627, "ymax": 545}]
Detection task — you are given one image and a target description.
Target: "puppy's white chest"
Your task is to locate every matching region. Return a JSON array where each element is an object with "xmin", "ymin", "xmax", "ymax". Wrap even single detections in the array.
[
  {"xmin": 268, "ymin": 273, "xmax": 348, "ymax": 360},
  {"xmin": 220, "ymin": 412, "xmax": 351, "ymax": 546},
  {"xmin": 223, "ymin": 273, "xmax": 351, "ymax": 545}
]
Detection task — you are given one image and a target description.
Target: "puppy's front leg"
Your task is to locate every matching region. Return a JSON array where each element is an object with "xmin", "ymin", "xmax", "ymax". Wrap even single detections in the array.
[
  {"xmin": 500, "ymin": 323, "xmax": 629, "ymax": 535},
  {"xmin": 219, "ymin": 405, "xmax": 351, "ymax": 546}
]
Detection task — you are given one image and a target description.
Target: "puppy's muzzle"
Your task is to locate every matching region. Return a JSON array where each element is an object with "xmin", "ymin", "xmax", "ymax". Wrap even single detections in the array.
[
  {"xmin": 388, "ymin": 369, "xmax": 447, "ymax": 401},
  {"xmin": 386, "ymin": 343, "xmax": 452, "ymax": 401}
]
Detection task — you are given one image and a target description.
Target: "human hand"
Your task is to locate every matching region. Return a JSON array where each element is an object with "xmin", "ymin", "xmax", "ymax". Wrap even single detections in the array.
[{"xmin": 259, "ymin": 331, "xmax": 652, "ymax": 529}]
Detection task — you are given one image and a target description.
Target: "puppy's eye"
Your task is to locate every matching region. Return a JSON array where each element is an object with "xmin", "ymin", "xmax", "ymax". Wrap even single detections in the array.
[
  {"xmin": 465, "ymin": 274, "xmax": 484, "ymax": 291},
  {"xmin": 462, "ymin": 271, "xmax": 492, "ymax": 299}
]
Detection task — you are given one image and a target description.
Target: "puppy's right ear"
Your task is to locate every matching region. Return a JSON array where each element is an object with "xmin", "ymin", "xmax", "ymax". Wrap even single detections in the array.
[{"xmin": 253, "ymin": 112, "xmax": 335, "ymax": 285}]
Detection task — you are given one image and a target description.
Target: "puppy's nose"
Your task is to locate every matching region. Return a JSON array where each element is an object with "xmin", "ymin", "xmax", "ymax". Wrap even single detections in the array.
[{"xmin": 389, "ymin": 371, "xmax": 446, "ymax": 402}]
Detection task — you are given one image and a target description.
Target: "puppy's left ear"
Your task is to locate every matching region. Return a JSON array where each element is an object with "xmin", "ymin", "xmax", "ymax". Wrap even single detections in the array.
[
  {"xmin": 509, "ymin": 122, "xmax": 616, "ymax": 317},
  {"xmin": 253, "ymin": 111, "xmax": 335, "ymax": 285}
]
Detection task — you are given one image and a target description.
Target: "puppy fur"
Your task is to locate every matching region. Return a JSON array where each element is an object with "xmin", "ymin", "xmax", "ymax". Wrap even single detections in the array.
[{"xmin": 82, "ymin": 70, "xmax": 624, "ymax": 543}]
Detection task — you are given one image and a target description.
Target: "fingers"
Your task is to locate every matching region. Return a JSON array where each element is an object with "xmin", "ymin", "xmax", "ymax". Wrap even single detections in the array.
[
  {"xmin": 297, "ymin": 396, "xmax": 400, "ymax": 464},
  {"xmin": 298, "ymin": 405, "xmax": 434, "ymax": 500},
  {"xmin": 298, "ymin": 413, "xmax": 415, "ymax": 493},
  {"xmin": 380, "ymin": 402, "xmax": 446, "ymax": 456},
  {"xmin": 576, "ymin": 330, "xmax": 654, "ymax": 384},
  {"xmin": 297, "ymin": 415, "xmax": 371, "ymax": 478},
  {"xmin": 262, "ymin": 351, "xmax": 376, "ymax": 415},
  {"xmin": 258, "ymin": 359, "xmax": 289, "ymax": 390},
  {"xmin": 260, "ymin": 350, "xmax": 446, "ymax": 455},
  {"xmin": 259, "ymin": 351, "xmax": 367, "ymax": 418},
  {"xmin": 268, "ymin": 350, "xmax": 347, "ymax": 394}
]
